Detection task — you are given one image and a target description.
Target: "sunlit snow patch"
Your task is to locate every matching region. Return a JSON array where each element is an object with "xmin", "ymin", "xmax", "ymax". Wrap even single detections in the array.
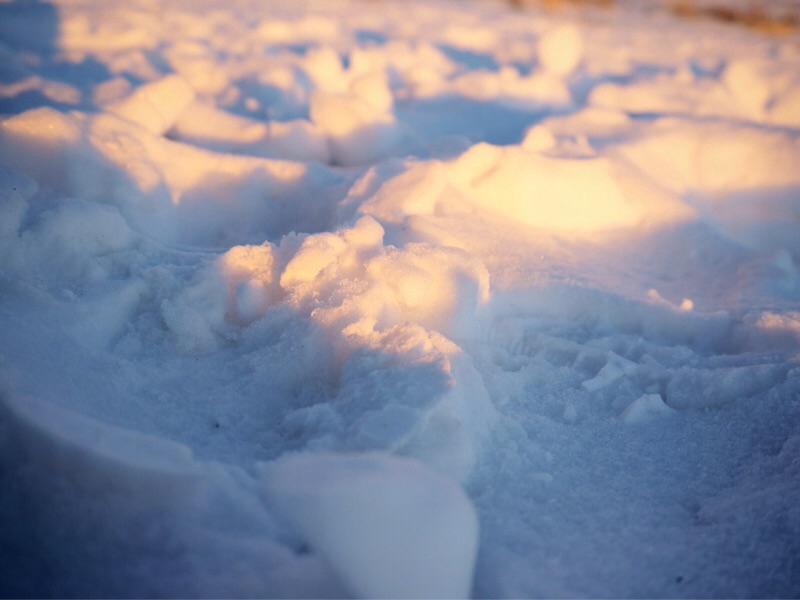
[{"xmin": 446, "ymin": 142, "xmax": 693, "ymax": 233}]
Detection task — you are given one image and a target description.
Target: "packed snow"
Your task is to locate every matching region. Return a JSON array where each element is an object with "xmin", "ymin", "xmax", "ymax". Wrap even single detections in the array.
[{"xmin": 1, "ymin": 0, "xmax": 799, "ymax": 597}]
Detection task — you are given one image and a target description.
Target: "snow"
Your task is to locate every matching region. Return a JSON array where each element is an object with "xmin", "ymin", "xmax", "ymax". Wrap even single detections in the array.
[
  {"xmin": 262, "ymin": 452, "xmax": 478, "ymax": 599},
  {"xmin": 1, "ymin": 0, "xmax": 799, "ymax": 597},
  {"xmin": 537, "ymin": 24, "xmax": 584, "ymax": 77}
]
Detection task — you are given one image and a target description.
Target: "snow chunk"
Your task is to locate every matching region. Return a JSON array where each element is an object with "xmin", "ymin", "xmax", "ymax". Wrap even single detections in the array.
[
  {"xmin": 107, "ymin": 75, "xmax": 195, "ymax": 136},
  {"xmin": 309, "ymin": 89, "xmax": 402, "ymax": 166},
  {"xmin": 622, "ymin": 394, "xmax": 675, "ymax": 425},
  {"xmin": 280, "ymin": 232, "xmax": 348, "ymax": 289},
  {"xmin": 264, "ymin": 119, "xmax": 331, "ymax": 163},
  {"xmin": 350, "ymin": 71, "xmax": 394, "ymax": 114},
  {"xmin": 272, "ymin": 217, "xmax": 488, "ymax": 341},
  {"xmin": 538, "ymin": 24, "xmax": 584, "ymax": 77},
  {"xmin": 164, "ymin": 42, "xmax": 228, "ymax": 95},
  {"xmin": 521, "ymin": 124, "xmax": 557, "ymax": 152},
  {"xmin": 2, "ymin": 393, "xmax": 201, "ymax": 497},
  {"xmin": 219, "ymin": 243, "xmax": 279, "ymax": 324},
  {"xmin": 582, "ymin": 351, "xmax": 638, "ymax": 392},
  {"xmin": 367, "ymin": 243, "xmax": 490, "ymax": 336},
  {"xmin": 161, "ymin": 265, "xmax": 230, "ymax": 353},
  {"xmin": 723, "ymin": 58, "xmax": 772, "ymax": 118},
  {"xmin": 302, "ymin": 46, "xmax": 347, "ymax": 93},
  {"xmin": 359, "ymin": 161, "xmax": 447, "ymax": 223},
  {"xmin": 262, "ymin": 452, "xmax": 479, "ymax": 599},
  {"xmin": 0, "ymin": 107, "xmax": 82, "ymax": 191},
  {"xmin": 20, "ymin": 198, "xmax": 135, "ymax": 287}
]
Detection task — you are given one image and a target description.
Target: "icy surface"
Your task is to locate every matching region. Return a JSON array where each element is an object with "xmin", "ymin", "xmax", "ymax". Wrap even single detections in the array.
[{"xmin": 1, "ymin": 0, "xmax": 799, "ymax": 597}]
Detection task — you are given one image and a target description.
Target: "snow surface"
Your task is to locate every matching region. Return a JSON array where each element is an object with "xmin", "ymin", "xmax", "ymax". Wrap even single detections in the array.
[{"xmin": 1, "ymin": 0, "xmax": 799, "ymax": 597}]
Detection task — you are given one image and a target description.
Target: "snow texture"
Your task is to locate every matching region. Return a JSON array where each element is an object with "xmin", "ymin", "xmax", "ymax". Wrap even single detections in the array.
[{"xmin": 1, "ymin": 0, "xmax": 799, "ymax": 597}]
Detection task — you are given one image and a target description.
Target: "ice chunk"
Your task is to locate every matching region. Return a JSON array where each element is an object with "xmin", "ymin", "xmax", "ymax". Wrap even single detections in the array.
[
  {"xmin": 262, "ymin": 452, "xmax": 479, "ymax": 599},
  {"xmin": 622, "ymin": 394, "xmax": 675, "ymax": 425}
]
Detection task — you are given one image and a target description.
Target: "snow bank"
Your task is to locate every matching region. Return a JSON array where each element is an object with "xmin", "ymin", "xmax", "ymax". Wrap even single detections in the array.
[{"xmin": 262, "ymin": 452, "xmax": 479, "ymax": 599}]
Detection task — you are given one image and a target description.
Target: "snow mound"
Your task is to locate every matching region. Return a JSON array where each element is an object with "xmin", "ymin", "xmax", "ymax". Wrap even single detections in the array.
[
  {"xmin": 614, "ymin": 118, "xmax": 800, "ymax": 254},
  {"xmin": 262, "ymin": 452, "xmax": 479, "ymax": 599},
  {"xmin": 2, "ymin": 393, "xmax": 202, "ymax": 497},
  {"xmin": 446, "ymin": 142, "xmax": 692, "ymax": 233}
]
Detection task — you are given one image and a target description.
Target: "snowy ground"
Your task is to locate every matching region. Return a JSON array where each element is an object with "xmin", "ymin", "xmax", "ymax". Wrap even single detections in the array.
[{"xmin": 1, "ymin": 0, "xmax": 799, "ymax": 597}]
